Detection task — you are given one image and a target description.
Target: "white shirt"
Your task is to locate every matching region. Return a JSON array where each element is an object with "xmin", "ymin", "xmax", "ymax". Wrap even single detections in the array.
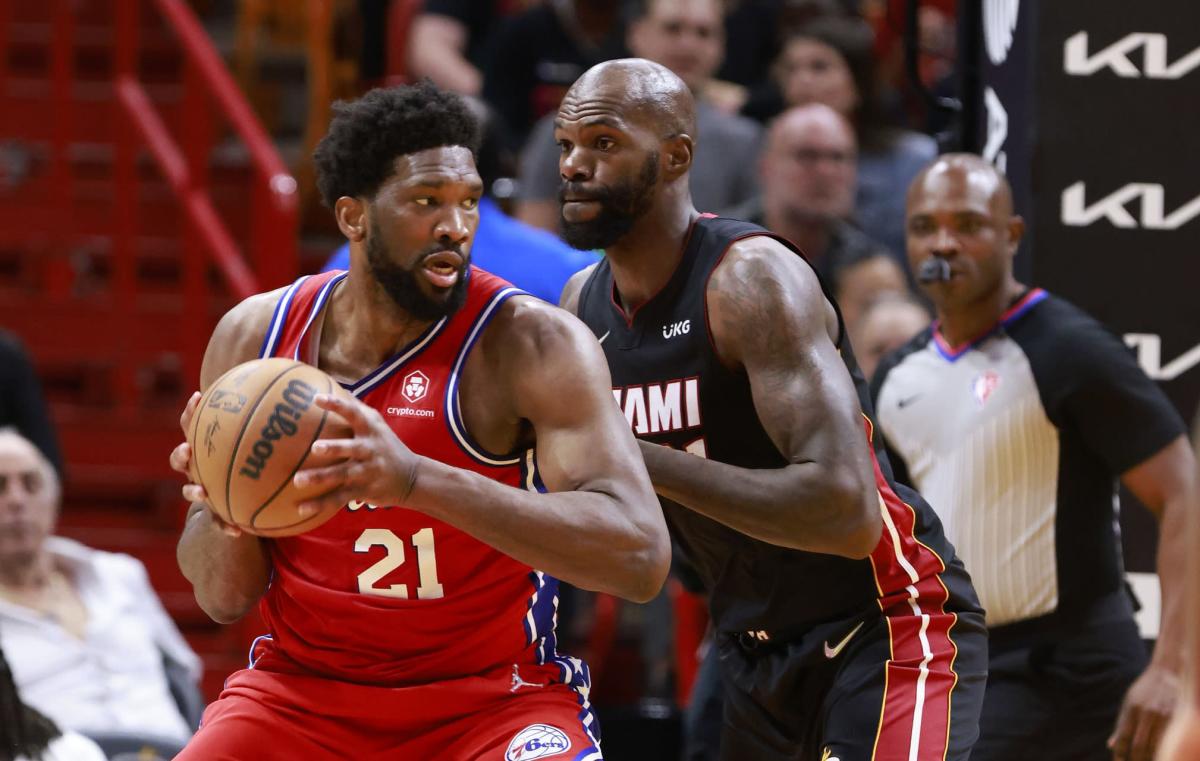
[
  {"xmin": 0, "ymin": 537, "xmax": 201, "ymax": 744},
  {"xmin": 16, "ymin": 731, "xmax": 107, "ymax": 761}
]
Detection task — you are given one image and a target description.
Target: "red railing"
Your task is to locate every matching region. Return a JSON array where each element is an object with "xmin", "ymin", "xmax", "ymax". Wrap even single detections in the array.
[{"xmin": 112, "ymin": 0, "xmax": 298, "ymax": 383}]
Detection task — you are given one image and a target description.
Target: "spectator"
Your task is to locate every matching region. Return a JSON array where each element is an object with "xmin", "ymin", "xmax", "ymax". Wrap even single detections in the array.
[
  {"xmin": 0, "ymin": 429, "xmax": 201, "ymax": 748},
  {"xmin": 745, "ymin": 16, "xmax": 938, "ymax": 260},
  {"xmin": 0, "ymin": 645, "xmax": 105, "ymax": 761},
  {"xmin": 726, "ymin": 102, "xmax": 902, "ymax": 320},
  {"xmin": 0, "ymin": 332, "xmax": 61, "ymax": 478},
  {"xmin": 483, "ymin": 0, "xmax": 627, "ymax": 149},
  {"xmin": 324, "ymin": 97, "xmax": 599, "ymax": 305},
  {"xmin": 833, "ymin": 253, "xmax": 910, "ymax": 336},
  {"xmin": 407, "ymin": 1, "xmax": 515, "ymax": 96},
  {"xmin": 517, "ymin": 0, "xmax": 764, "ymax": 232},
  {"xmin": 848, "ymin": 292, "xmax": 930, "ymax": 381}
]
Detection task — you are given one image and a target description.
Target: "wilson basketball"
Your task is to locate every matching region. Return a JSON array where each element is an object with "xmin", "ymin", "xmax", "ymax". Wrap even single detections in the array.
[{"xmin": 188, "ymin": 357, "xmax": 352, "ymax": 537}]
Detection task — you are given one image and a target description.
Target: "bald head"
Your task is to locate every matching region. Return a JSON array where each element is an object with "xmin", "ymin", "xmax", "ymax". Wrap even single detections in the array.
[
  {"xmin": 908, "ymin": 153, "xmax": 1013, "ymax": 218},
  {"xmin": 766, "ymin": 103, "xmax": 855, "ymax": 154},
  {"xmin": 904, "ymin": 152, "xmax": 1024, "ymax": 314},
  {"xmin": 760, "ymin": 102, "xmax": 857, "ymax": 224},
  {"xmin": 563, "ymin": 59, "xmax": 697, "ymax": 140}
]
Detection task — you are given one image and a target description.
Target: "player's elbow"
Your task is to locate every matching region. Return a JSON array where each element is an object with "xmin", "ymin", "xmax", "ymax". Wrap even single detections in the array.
[
  {"xmin": 194, "ymin": 586, "xmax": 258, "ymax": 625},
  {"xmin": 823, "ymin": 468, "xmax": 882, "ymax": 560},
  {"xmin": 611, "ymin": 521, "xmax": 671, "ymax": 603}
]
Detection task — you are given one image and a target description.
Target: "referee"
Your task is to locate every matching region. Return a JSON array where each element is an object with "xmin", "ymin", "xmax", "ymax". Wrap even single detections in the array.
[{"xmin": 871, "ymin": 154, "xmax": 1196, "ymax": 761}]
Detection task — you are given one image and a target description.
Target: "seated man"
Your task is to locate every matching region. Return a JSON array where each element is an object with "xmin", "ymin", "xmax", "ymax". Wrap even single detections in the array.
[{"xmin": 0, "ymin": 428, "xmax": 201, "ymax": 747}]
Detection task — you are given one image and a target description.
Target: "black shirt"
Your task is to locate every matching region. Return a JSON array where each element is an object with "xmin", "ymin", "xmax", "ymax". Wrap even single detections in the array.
[
  {"xmin": 577, "ymin": 215, "xmax": 978, "ymax": 636},
  {"xmin": 871, "ymin": 291, "xmax": 1185, "ymax": 626}
]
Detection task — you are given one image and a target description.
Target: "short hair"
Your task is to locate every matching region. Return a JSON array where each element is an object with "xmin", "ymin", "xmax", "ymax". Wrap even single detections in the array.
[
  {"xmin": 0, "ymin": 427, "xmax": 61, "ymax": 508},
  {"xmin": 782, "ymin": 16, "xmax": 884, "ymax": 136},
  {"xmin": 313, "ymin": 81, "xmax": 481, "ymax": 208}
]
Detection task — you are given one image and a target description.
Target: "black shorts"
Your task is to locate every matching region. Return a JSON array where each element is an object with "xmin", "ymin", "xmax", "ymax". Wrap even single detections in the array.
[
  {"xmin": 715, "ymin": 599, "xmax": 988, "ymax": 761},
  {"xmin": 971, "ymin": 592, "xmax": 1148, "ymax": 761}
]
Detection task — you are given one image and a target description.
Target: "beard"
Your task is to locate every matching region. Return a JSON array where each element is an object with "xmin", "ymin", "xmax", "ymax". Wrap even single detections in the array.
[
  {"xmin": 365, "ymin": 223, "xmax": 470, "ymax": 322},
  {"xmin": 558, "ymin": 152, "xmax": 660, "ymax": 251}
]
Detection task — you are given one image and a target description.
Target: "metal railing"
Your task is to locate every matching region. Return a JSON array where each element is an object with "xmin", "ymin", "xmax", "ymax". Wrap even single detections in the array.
[{"xmin": 112, "ymin": 0, "xmax": 298, "ymax": 381}]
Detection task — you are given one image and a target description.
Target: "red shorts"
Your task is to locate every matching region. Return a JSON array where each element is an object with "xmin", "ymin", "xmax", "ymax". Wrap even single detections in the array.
[{"xmin": 177, "ymin": 658, "xmax": 602, "ymax": 761}]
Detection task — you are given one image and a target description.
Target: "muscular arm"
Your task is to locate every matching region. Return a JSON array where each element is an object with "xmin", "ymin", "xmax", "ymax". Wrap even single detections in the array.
[
  {"xmin": 1122, "ymin": 436, "xmax": 1198, "ymax": 670},
  {"xmin": 414, "ymin": 300, "xmax": 669, "ymax": 600},
  {"xmin": 638, "ymin": 238, "xmax": 881, "ymax": 558},
  {"xmin": 175, "ymin": 292, "xmax": 279, "ymax": 623}
]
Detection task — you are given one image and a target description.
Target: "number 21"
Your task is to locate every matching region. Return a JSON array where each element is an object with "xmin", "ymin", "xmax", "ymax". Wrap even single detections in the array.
[{"xmin": 354, "ymin": 527, "xmax": 444, "ymax": 599}]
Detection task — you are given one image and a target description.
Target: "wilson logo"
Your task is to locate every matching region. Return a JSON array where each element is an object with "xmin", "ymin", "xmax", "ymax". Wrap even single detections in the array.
[{"xmin": 239, "ymin": 379, "xmax": 316, "ymax": 479}]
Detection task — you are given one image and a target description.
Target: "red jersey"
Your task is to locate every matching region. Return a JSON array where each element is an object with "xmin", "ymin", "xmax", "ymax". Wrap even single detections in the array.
[{"xmin": 250, "ymin": 268, "xmax": 572, "ymax": 688}]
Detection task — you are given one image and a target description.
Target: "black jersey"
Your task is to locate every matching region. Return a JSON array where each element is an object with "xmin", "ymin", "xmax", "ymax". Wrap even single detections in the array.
[{"xmin": 577, "ymin": 215, "xmax": 978, "ymax": 637}]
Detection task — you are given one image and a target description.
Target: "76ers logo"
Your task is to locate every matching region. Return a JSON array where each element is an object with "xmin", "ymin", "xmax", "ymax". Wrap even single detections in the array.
[
  {"xmin": 505, "ymin": 725, "xmax": 571, "ymax": 760},
  {"xmin": 402, "ymin": 370, "xmax": 429, "ymax": 404}
]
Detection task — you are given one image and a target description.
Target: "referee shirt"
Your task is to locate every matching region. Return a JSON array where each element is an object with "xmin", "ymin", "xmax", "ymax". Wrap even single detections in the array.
[{"xmin": 870, "ymin": 289, "xmax": 1184, "ymax": 627}]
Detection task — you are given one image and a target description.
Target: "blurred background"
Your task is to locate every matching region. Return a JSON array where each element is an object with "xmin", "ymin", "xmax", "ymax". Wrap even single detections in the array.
[{"xmin": 0, "ymin": 1, "xmax": 1196, "ymax": 757}]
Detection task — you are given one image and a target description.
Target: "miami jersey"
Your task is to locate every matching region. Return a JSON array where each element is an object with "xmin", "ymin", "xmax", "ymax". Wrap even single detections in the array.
[{"xmin": 249, "ymin": 267, "xmax": 569, "ymax": 687}]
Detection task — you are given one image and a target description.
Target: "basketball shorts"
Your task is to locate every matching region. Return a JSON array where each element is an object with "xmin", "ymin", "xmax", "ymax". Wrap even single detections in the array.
[
  {"xmin": 715, "ymin": 591, "xmax": 988, "ymax": 760},
  {"xmin": 176, "ymin": 656, "xmax": 602, "ymax": 761}
]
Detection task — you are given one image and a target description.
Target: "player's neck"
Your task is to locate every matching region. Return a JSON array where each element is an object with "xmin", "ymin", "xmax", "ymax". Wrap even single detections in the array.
[
  {"xmin": 936, "ymin": 278, "xmax": 1026, "ymax": 348},
  {"xmin": 604, "ymin": 204, "xmax": 700, "ymax": 318},
  {"xmin": 330, "ymin": 272, "xmax": 439, "ymax": 369}
]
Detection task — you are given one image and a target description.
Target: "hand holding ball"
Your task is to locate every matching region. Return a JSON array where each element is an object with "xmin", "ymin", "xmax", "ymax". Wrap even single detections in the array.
[{"xmin": 187, "ymin": 358, "xmax": 353, "ymax": 537}]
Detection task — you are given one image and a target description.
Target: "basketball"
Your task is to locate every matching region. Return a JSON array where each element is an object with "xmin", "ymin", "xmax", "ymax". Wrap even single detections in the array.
[{"xmin": 187, "ymin": 357, "xmax": 352, "ymax": 537}]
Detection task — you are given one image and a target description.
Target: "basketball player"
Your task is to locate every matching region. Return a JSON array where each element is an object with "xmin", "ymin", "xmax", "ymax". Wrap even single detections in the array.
[
  {"xmin": 168, "ymin": 83, "xmax": 669, "ymax": 759},
  {"xmin": 556, "ymin": 59, "xmax": 987, "ymax": 761},
  {"xmin": 871, "ymin": 155, "xmax": 1197, "ymax": 761}
]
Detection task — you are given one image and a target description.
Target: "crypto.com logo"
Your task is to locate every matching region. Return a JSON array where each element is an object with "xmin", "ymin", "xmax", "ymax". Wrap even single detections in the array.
[
  {"xmin": 1065, "ymin": 32, "xmax": 1200, "ymax": 78},
  {"xmin": 1061, "ymin": 183, "xmax": 1200, "ymax": 230}
]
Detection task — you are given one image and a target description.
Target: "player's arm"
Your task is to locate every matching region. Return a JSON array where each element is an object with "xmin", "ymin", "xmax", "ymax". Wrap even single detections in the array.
[
  {"xmin": 294, "ymin": 299, "xmax": 670, "ymax": 602},
  {"xmin": 173, "ymin": 292, "xmax": 279, "ymax": 624},
  {"xmin": 636, "ymin": 237, "xmax": 881, "ymax": 558},
  {"xmin": 1109, "ymin": 435, "xmax": 1199, "ymax": 761}
]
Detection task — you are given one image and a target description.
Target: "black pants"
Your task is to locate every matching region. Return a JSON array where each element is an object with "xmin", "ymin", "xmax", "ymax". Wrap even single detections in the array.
[
  {"xmin": 715, "ymin": 606, "xmax": 988, "ymax": 761},
  {"xmin": 971, "ymin": 613, "xmax": 1148, "ymax": 761}
]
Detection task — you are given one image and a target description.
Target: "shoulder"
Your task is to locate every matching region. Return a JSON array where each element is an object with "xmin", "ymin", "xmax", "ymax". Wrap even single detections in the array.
[
  {"xmin": 479, "ymin": 295, "xmax": 608, "ymax": 397},
  {"xmin": 50, "ymin": 537, "xmax": 151, "ymax": 588},
  {"xmin": 872, "ymin": 327, "xmax": 934, "ymax": 387},
  {"xmin": 558, "ymin": 262, "xmax": 600, "ymax": 313},
  {"xmin": 487, "ymin": 294, "xmax": 597, "ymax": 355},
  {"xmin": 1008, "ymin": 292, "xmax": 1127, "ymax": 367},
  {"xmin": 711, "ymin": 234, "xmax": 820, "ymax": 301},
  {"xmin": 707, "ymin": 235, "xmax": 833, "ymax": 361},
  {"xmin": 205, "ymin": 286, "xmax": 291, "ymax": 371}
]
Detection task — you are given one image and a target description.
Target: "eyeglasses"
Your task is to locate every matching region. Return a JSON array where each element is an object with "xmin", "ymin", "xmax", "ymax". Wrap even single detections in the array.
[
  {"xmin": 789, "ymin": 148, "xmax": 856, "ymax": 167},
  {"xmin": 0, "ymin": 470, "xmax": 45, "ymax": 496}
]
